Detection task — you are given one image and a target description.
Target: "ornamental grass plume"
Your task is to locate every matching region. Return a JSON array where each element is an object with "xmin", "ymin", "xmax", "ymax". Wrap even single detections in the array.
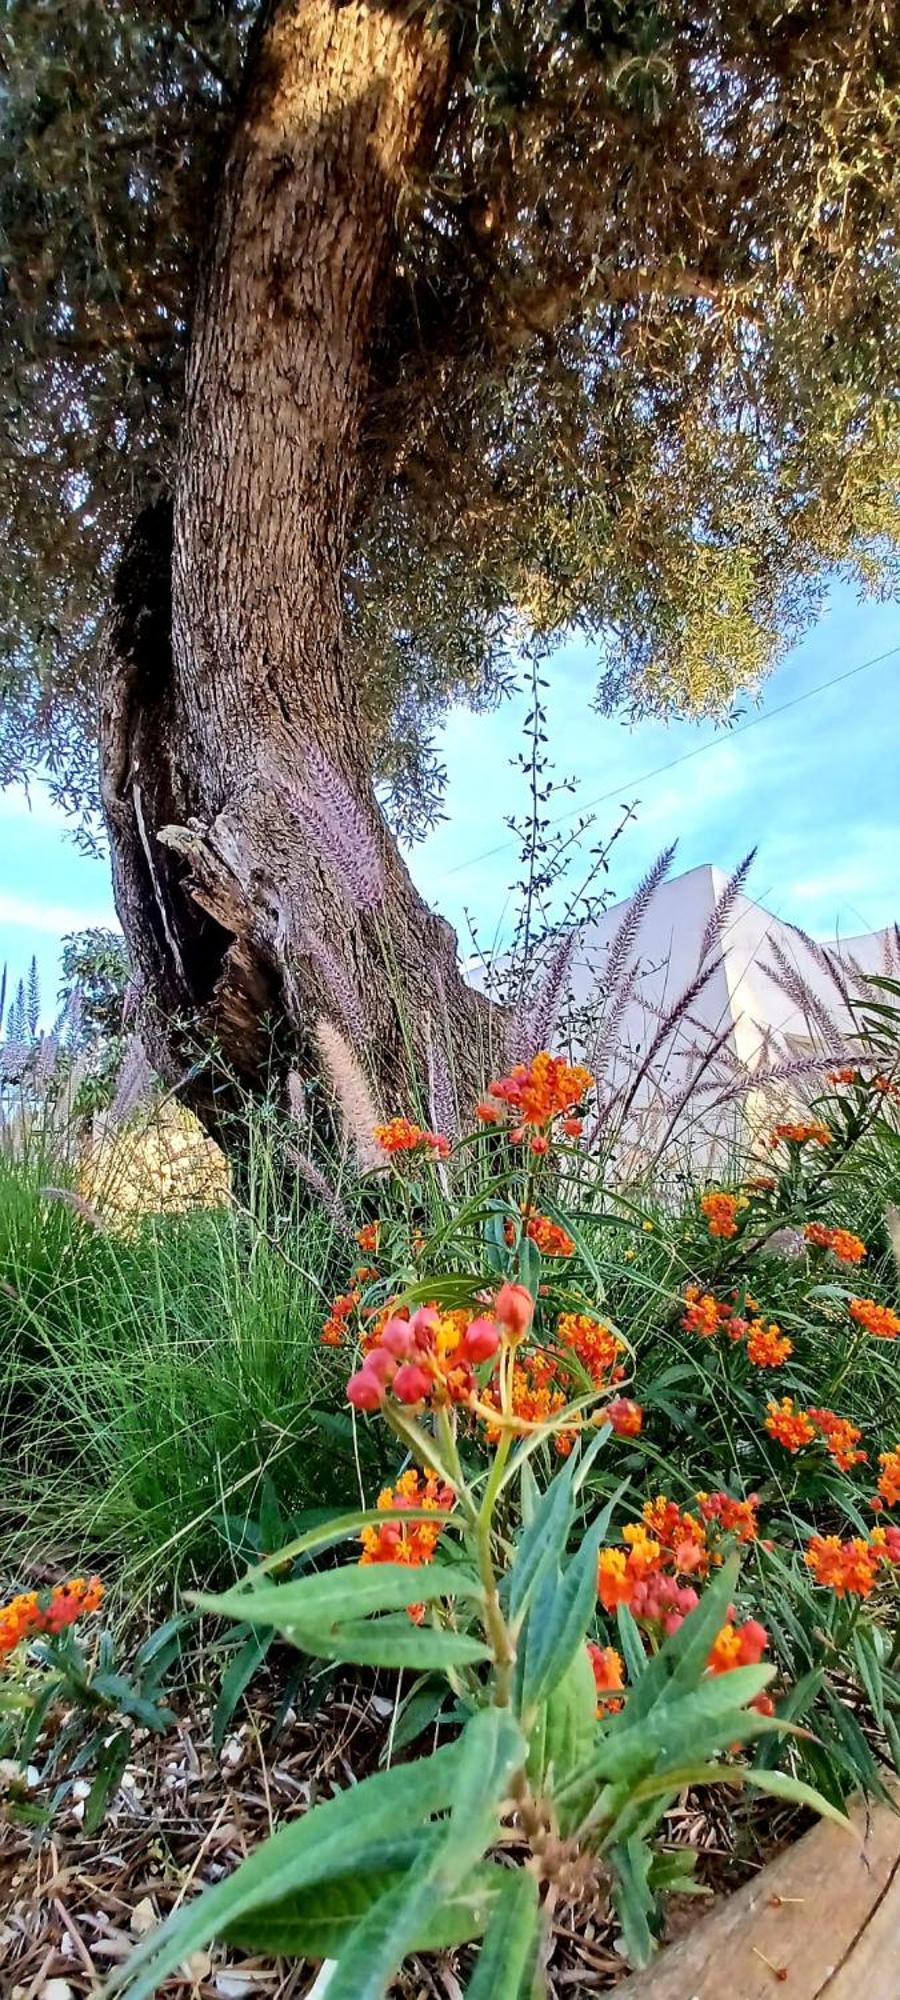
[{"xmin": 314, "ymin": 1016, "xmax": 386, "ymax": 1172}]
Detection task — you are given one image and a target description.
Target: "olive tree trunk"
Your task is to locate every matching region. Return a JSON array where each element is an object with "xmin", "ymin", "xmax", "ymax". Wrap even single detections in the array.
[{"xmin": 100, "ymin": 0, "xmax": 492, "ymax": 1133}]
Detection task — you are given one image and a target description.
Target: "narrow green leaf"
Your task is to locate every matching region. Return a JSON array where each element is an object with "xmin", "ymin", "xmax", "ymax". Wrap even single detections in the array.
[
  {"xmin": 321, "ymin": 1864, "xmax": 443, "ymax": 2000},
  {"xmin": 616, "ymin": 1604, "xmax": 648, "ymax": 1686},
  {"xmin": 520, "ymin": 1518, "xmax": 607, "ymax": 1710},
  {"xmin": 464, "ymin": 1870, "xmax": 541, "ymax": 1998},
  {"xmin": 620, "ymin": 1556, "xmax": 741, "ymax": 1721},
  {"xmin": 507, "ymin": 1457, "xmax": 575, "ymax": 1625},
  {"xmin": 610, "ymin": 1834, "xmax": 655, "ymax": 1968},
  {"xmin": 243, "ymin": 1507, "xmax": 456, "ymax": 1581},
  {"xmin": 212, "ymin": 1630, "xmax": 271, "ymax": 1751},
  {"xmin": 852, "ymin": 1625, "xmax": 885, "ymax": 1728}
]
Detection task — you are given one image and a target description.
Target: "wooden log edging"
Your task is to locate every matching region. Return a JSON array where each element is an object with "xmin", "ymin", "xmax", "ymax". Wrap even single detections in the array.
[{"xmin": 616, "ymin": 1782, "xmax": 900, "ymax": 1999}]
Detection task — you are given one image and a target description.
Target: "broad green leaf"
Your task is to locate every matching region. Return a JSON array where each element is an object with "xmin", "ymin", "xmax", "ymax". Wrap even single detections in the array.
[
  {"xmin": 227, "ymin": 1848, "xmax": 504, "ymax": 1956},
  {"xmin": 324, "ymin": 1707, "xmax": 526, "ymax": 2000},
  {"xmin": 321, "ymin": 1864, "xmax": 445, "ymax": 2000},
  {"xmin": 290, "ymin": 1616, "xmax": 491, "ymax": 1671},
  {"xmin": 527, "ymin": 1644, "xmax": 597, "ymax": 1830},
  {"xmin": 109, "ymin": 1741, "xmax": 466, "ymax": 1998},
  {"xmin": 463, "ymin": 1870, "xmax": 541, "ymax": 1998},
  {"xmin": 192, "ymin": 1561, "xmax": 482, "ymax": 1631}
]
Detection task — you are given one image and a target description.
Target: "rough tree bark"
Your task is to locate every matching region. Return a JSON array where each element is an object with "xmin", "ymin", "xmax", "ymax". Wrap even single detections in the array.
[{"xmin": 99, "ymin": 0, "xmax": 493, "ymax": 1135}]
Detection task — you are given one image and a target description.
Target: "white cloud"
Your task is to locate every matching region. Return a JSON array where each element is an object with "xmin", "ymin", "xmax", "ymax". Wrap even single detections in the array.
[{"xmin": 0, "ymin": 892, "xmax": 119, "ymax": 936}]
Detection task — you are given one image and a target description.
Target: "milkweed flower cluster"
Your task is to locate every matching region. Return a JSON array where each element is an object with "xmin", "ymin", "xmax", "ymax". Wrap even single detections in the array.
[
  {"xmin": 587, "ymin": 1642, "xmax": 625, "ymax": 1714},
  {"xmin": 555, "ymin": 1313, "xmax": 624, "ymax": 1387},
  {"xmin": 707, "ymin": 1618, "xmax": 769, "ymax": 1675},
  {"xmin": 849, "ymin": 1297, "xmax": 900, "ymax": 1341},
  {"xmin": 359, "ymin": 1470, "xmax": 455, "ymax": 1621},
  {"xmin": 605, "ymin": 1397, "xmax": 643, "ymax": 1436},
  {"xmin": 682, "ymin": 1285, "xmax": 756, "ymax": 1340},
  {"xmin": 764, "ymin": 1398, "xmax": 816, "ymax": 1452},
  {"xmin": 477, "ymin": 1051, "xmax": 593, "ymax": 1150},
  {"xmin": 878, "ymin": 1448, "xmax": 900, "ymax": 1507},
  {"xmin": 356, "ymin": 1221, "xmax": 381, "ymax": 1254},
  {"xmin": 347, "ymin": 1303, "xmax": 496, "ymax": 1411},
  {"xmin": 765, "ymin": 1400, "xmax": 865, "ymax": 1470},
  {"xmin": 597, "ymin": 1497, "xmax": 711, "ymax": 1624},
  {"xmin": 696, "ymin": 1490, "xmax": 760, "ymax": 1544},
  {"xmin": 804, "ymin": 1533, "xmax": 891, "ymax": 1598},
  {"xmin": 746, "ymin": 1319, "xmax": 793, "ymax": 1367},
  {"xmin": 682, "ymin": 1288, "xmax": 791, "ymax": 1367},
  {"xmin": 505, "ymin": 1209, "xmax": 574, "ymax": 1257},
  {"xmin": 770, "ymin": 1120, "xmax": 832, "ymax": 1148},
  {"xmin": 700, "ymin": 1191, "xmax": 748, "ymax": 1239},
  {"xmin": 1, "ymin": 1576, "xmax": 104, "ymax": 1662},
  {"xmin": 321, "ymin": 1288, "xmax": 360, "ymax": 1347},
  {"xmin": 374, "ymin": 1118, "xmax": 450, "ymax": 1160},
  {"xmin": 804, "ymin": 1223, "xmax": 867, "ymax": 1264}
]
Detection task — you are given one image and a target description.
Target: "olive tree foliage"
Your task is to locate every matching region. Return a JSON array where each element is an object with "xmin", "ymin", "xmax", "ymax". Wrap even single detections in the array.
[{"xmin": 2, "ymin": 0, "xmax": 899, "ymax": 840}]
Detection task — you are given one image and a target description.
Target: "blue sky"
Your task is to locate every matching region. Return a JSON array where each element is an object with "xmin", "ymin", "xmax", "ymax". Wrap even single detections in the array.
[{"xmin": 1, "ymin": 580, "xmax": 898, "ymax": 1024}]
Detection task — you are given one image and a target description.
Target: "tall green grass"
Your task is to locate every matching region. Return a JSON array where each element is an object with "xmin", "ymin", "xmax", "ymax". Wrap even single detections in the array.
[{"xmin": 0, "ymin": 1115, "xmax": 389, "ymax": 1596}]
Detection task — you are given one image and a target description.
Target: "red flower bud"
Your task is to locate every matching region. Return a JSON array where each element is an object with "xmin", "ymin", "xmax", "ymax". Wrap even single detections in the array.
[
  {"xmin": 463, "ymin": 1316, "xmax": 501, "ymax": 1363},
  {"xmin": 347, "ymin": 1369, "xmax": 383, "ymax": 1410},
  {"xmin": 380, "ymin": 1317, "xmax": 414, "ymax": 1358},
  {"xmin": 494, "ymin": 1281, "xmax": 535, "ymax": 1337},
  {"xmin": 562, "ymin": 1116, "xmax": 583, "ymax": 1138},
  {"xmin": 364, "ymin": 1346, "xmax": 395, "ymax": 1383},
  {"xmin": 408, "ymin": 1305, "xmax": 440, "ymax": 1349},
  {"xmin": 530, "ymin": 1134, "xmax": 550, "ymax": 1156},
  {"xmin": 392, "ymin": 1363, "xmax": 432, "ymax": 1405}
]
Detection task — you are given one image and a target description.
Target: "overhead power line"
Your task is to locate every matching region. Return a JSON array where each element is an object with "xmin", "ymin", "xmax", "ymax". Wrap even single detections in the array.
[{"xmin": 444, "ymin": 641, "xmax": 900, "ymax": 879}]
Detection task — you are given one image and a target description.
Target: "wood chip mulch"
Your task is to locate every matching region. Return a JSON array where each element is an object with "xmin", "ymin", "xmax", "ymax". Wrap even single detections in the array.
[{"xmin": 0, "ymin": 1684, "xmax": 803, "ymax": 2000}]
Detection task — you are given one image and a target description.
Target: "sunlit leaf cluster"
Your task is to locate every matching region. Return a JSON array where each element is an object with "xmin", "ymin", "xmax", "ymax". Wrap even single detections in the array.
[{"xmin": 2, "ymin": 1, "xmax": 899, "ymax": 834}]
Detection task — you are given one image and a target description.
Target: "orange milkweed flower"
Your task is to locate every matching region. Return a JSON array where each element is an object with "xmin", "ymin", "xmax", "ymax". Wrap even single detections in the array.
[
  {"xmin": 828, "ymin": 1067, "xmax": 859, "ymax": 1085},
  {"xmin": 746, "ymin": 1320, "xmax": 793, "ymax": 1367},
  {"xmin": 587, "ymin": 1642, "xmax": 625, "ymax": 1714},
  {"xmin": 700, "ymin": 1191, "xmax": 747, "ymax": 1239},
  {"xmin": 504, "ymin": 1210, "xmax": 574, "ymax": 1257},
  {"xmin": 556, "ymin": 1312, "xmax": 623, "ymax": 1386},
  {"xmin": 770, "ymin": 1120, "xmax": 832, "ymax": 1148},
  {"xmin": 640, "ymin": 1497, "xmax": 708, "ymax": 1575},
  {"xmin": 374, "ymin": 1117, "xmax": 450, "ymax": 1159},
  {"xmin": 849, "ymin": 1298, "xmax": 900, "ymax": 1341},
  {"xmin": 878, "ymin": 1448, "xmax": 900, "ymax": 1508},
  {"xmin": 606, "ymin": 1397, "xmax": 643, "ymax": 1437},
  {"xmin": 486, "ymin": 1051, "xmax": 593, "ymax": 1133},
  {"xmin": 765, "ymin": 1398, "xmax": 816, "ymax": 1453},
  {"xmin": 707, "ymin": 1617, "xmax": 768, "ymax": 1675},
  {"xmin": 696, "ymin": 1490, "xmax": 760, "ymax": 1544},
  {"xmin": 321, "ymin": 1289, "xmax": 360, "ymax": 1347},
  {"xmin": 804, "ymin": 1223, "xmax": 866, "ymax": 1265},
  {"xmin": 359, "ymin": 1470, "xmax": 454, "ymax": 1622},
  {"xmin": 0, "ymin": 1576, "xmax": 104, "ymax": 1660},
  {"xmin": 807, "ymin": 1407, "xmax": 866, "ymax": 1472},
  {"xmin": 356, "ymin": 1221, "xmax": 381, "ymax": 1254},
  {"xmin": 805, "ymin": 1535, "xmax": 881, "ymax": 1598}
]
